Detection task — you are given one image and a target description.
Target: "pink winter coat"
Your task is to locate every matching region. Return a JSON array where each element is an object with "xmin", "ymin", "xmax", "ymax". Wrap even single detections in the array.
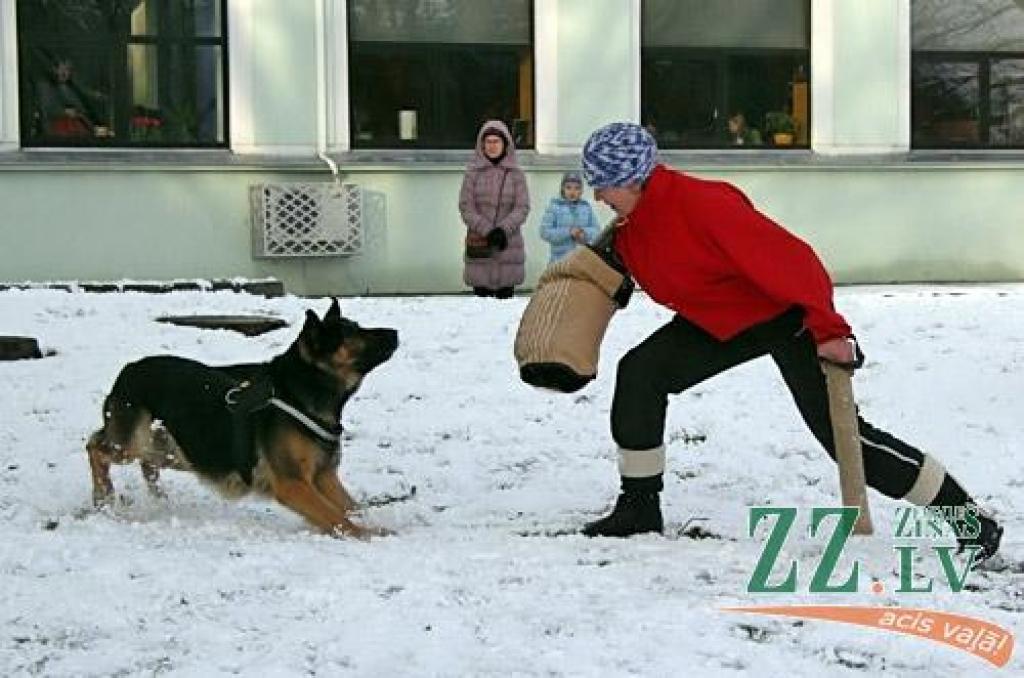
[{"xmin": 459, "ymin": 120, "xmax": 530, "ymax": 289}]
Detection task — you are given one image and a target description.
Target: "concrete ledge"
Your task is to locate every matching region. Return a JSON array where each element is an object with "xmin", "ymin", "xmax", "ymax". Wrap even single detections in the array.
[
  {"xmin": 0, "ymin": 150, "xmax": 324, "ymax": 172},
  {"xmin": 2, "ymin": 149, "xmax": 1023, "ymax": 173},
  {"xmin": 0, "ymin": 279, "xmax": 285, "ymax": 297}
]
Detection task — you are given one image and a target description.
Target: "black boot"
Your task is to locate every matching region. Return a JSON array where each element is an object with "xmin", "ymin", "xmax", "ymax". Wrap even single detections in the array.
[
  {"xmin": 929, "ymin": 477, "xmax": 1004, "ymax": 566},
  {"xmin": 582, "ymin": 475, "xmax": 664, "ymax": 538},
  {"xmin": 958, "ymin": 507, "xmax": 1004, "ymax": 565}
]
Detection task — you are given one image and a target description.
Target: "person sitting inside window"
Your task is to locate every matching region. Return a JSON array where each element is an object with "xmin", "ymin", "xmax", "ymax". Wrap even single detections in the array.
[
  {"xmin": 727, "ymin": 112, "xmax": 762, "ymax": 147},
  {"xmin": 34, "ymin": 58, "xmax": 102, "ymax": 139}
]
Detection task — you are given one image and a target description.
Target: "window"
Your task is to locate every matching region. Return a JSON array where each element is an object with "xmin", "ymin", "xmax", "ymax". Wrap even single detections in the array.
[
  {"xmin": 912, "ymin": 0, "xmax": 1024, "ymax": 148},
  {"xmin": 17, "ymin": 0, "xmax": 228, "ymax": 148},
  {"xmin": 641, "ymin": 0, "xmax": 811, "ymax": 150},
  {"xmin": 348, "ymin": 0, "xmax": 533, "ymax": 149}
]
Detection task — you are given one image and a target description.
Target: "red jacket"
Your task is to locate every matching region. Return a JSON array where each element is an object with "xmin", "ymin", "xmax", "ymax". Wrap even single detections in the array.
[{"xmin": 614, "ymin": 165, "xmax": 851, "ymax": 343}]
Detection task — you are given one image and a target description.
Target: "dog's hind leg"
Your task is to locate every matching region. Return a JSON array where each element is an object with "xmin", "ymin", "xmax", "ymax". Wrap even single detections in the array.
[
  {"xmin": 139, "ymin": 461, "xmax": 165, "ymax": 498},
  {"xmin": 86, "ymin": 431, "xmax": 115, "ymax": 507},
  {"xmin": 140, "ymin": 425, "xmax": 168, "ymax": 498},
  {"xmin": 90, "ymin": 394, "xmax": 154, "ymax": 506}
]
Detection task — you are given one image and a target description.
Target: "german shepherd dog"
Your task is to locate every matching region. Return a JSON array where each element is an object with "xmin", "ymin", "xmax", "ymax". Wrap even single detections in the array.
[{"xmin": 86, "ymin": 299, "xmax": 398, "ymax": 538}]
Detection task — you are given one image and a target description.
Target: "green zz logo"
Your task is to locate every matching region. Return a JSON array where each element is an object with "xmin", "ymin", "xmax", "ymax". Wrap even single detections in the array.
[
  {"xmin": 747, "ymin": 507, "xmax": 861, "ymax": 594},
  {"xmin": 747, "ymin": 507, "xmax": 977, "ymax": 594}
]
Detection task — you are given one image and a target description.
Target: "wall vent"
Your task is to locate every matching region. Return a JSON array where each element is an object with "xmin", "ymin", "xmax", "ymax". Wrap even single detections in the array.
[{"xmin": 250, "ymin": 182, "xmax": 362, "ymax": 258}]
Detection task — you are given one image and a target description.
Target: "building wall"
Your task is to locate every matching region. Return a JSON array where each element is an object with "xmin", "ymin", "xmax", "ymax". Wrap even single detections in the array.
[
  {"xmin": 251, "ymin": 1, "xmax": 319, "ymax": 150},
  {"xmin": 552, "ymin": 0, "xmax": 639, "ymax": 151},
  {"xmin": 814, "ymin": 0, "xmax": 909, "ymax": 153},
  {"xmin": 0, "ymin": 0, "xmax": 1022, "ymax": 294},
  {"xmin": 3, "ymin": 162, "xmax": 1021, "ymax": 295},
  {"xmin": 229, "ymin": 0, "xmax": 320, "ymax": 153}
]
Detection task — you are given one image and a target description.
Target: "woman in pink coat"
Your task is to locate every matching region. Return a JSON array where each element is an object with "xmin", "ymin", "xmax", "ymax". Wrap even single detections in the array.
[{"xmin": 459, "ymin": 120, "xmax": 530, "ymax": 298}]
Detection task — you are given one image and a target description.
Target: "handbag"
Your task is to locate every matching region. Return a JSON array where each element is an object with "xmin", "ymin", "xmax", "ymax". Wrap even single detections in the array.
[
  {"xmin": 465, "ymin": 231, "xmax": 492, "ymax": 259},
  {"xmin": 464, "ymin": 169, "xmax": 509, "ymax": 259}
]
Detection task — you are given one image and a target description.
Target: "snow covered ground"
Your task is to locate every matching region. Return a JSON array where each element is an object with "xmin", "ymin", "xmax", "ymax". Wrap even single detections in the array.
[{"xmin": 0, "ymin": 286, "xmax": 1021, "ymax": 677}]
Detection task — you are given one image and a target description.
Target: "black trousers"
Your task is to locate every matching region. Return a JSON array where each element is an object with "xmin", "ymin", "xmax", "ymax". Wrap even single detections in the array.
[{"xmin": 611, "ymin": 308, "xmax": 928, "ymax": 500}]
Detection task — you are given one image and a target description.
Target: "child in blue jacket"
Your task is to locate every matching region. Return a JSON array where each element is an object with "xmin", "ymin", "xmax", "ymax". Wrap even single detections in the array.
[{"xmin": 540, "ymin": 171, "xmax": 600, "ymax": 263}]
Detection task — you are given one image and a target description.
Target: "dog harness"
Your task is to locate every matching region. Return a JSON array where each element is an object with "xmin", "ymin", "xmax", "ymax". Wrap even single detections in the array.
[
  {"xmin": 112, "ymin": 356, "xmax": 344, "ymax": 490},
  {"xmin": 225, "ymin": 379, "xmax": 342, "ymax": 448},
  {"xmin": 269, "ymin": 397, "xmax": 342, "ymax": 446}
]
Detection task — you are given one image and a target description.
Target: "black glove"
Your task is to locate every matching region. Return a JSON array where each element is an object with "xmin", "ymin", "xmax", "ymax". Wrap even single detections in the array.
[
  {"xmin": 486, "ymin": 228, "xmax": 508, "ymax": 251},
  {"xmin": 612, "ymin": 278, "xmax": 635, "ymax": 309},
  {"xmin": 847, "ymin": 335, "xmax": 866, "ymax": 369},
  {"xmin": 587, "ymin": 224, "xmax": 628, "ymax": 275}
]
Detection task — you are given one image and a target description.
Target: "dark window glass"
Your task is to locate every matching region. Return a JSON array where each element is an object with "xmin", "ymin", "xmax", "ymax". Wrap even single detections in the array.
[
  {"xmin": 17, "ymin": 0, "xmax": 228, "ymax": 148},
  {"xmin": 912, "ymin": 0, "xmax": 1024, "ymax": 148},
  {"xmin": 991, "ymin": 59, "xmax": 1024, "ymax": 145},
  {"xmin": 348, "ymin": 0, "xmax": 533, "ymax": 149},
  {"xmin": 641, "ymin": 0, "xmax": 810, "ymax": 150}
]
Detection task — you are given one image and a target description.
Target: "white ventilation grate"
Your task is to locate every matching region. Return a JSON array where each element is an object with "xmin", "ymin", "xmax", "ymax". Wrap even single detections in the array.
[{"xmin": 250, "ymin": 182, "xmax": 363, "ymax": 258}]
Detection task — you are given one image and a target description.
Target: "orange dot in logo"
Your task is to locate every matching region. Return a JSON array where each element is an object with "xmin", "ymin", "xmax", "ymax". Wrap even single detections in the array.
[{"xmin": 871, "ymin": 581, "xmax": 884, "ymax": 595}]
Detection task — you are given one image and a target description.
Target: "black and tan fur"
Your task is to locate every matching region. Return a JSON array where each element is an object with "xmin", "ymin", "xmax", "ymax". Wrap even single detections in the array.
[{"xmin": 86, "ymin": 299, "xmax": 398, "ymax": 539}]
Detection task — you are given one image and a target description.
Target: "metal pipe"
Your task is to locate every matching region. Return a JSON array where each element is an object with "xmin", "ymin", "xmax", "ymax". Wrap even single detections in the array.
[{"xmin": 315, "ymin": 0, "xmax": 341, "ymax": 182}]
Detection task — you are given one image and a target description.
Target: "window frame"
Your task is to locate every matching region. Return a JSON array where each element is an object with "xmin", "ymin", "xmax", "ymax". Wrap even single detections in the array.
[
  {"xmin": 344, "ymin": 0, "xmax": 536, "ymax": 151},
  {"xmin": 0, "ymin": 1, "xmax": 17, "ymax": 150},
  {"xmin": 639, "ymin": 0, "xmax": 812, "ymax": 151},
  {"xmin": 15, "ymin": 0, "xmax": 231, "ymax": 150}
]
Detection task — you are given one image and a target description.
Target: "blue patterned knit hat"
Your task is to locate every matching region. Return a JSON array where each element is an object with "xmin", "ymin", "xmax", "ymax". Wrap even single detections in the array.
[{"xmin": 581, "ymin": 122, "xmax": 658, "ymax": 188}]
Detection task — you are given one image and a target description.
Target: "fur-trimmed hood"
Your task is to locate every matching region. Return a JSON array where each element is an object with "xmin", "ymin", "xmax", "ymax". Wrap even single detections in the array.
[{"xmin": 467, "ymin": 120, "xmax": 519, "ymax": 170}]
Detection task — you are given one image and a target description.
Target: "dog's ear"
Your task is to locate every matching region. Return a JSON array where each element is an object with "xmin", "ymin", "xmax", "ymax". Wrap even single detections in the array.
[
  {"xmin": 324, "ymin": 297, "xmax": 341, "ymax": 323},
  {"xmin": 300, "ymin": 309, "xmax": 322, "ymax": 350}
]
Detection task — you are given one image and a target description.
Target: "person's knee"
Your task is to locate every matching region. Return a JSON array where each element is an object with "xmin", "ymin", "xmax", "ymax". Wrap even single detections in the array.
[
  {"xmin": 616, "ymin": 345, "xmax": 654, "ymax": 387},
  {"xmin": 612, "ymin": 351, "xmax": 668, "ymax": 449}
]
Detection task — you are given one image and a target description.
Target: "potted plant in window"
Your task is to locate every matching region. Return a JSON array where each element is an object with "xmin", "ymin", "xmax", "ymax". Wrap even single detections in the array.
[
  {"xmin": 130, "ymin": 105, "xmax": 163, "ymax": 142},
  {"xmin": 765, "ymin": 111, "xmax": 796, "ymax": 147}
]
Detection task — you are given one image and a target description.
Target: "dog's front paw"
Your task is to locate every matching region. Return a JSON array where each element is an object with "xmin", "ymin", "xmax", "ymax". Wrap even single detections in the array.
[
  {"xmin": 332, "ymin": 522, "xmax": 372, "ymax": 541},
  {"xmin": 331, "ymin": 522, "xmax": 394, "ymax": 540}
]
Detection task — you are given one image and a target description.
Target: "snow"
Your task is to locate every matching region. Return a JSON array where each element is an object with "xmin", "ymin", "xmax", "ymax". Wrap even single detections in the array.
[{"xmin": 0, "ymin": 286, "xmax": 1021, "ymax": 677}]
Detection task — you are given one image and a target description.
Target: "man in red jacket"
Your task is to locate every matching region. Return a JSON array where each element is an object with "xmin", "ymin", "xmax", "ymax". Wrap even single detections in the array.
[{"xmin": 578, "ymin": 122, "xmax": 1003, "ymax": 563}]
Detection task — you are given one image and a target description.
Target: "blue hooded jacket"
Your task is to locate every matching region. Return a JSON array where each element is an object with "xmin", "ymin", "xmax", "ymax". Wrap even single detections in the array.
[{"xmin": 539, "ymin": 178, "xmax": 600, "ymax": 263}]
